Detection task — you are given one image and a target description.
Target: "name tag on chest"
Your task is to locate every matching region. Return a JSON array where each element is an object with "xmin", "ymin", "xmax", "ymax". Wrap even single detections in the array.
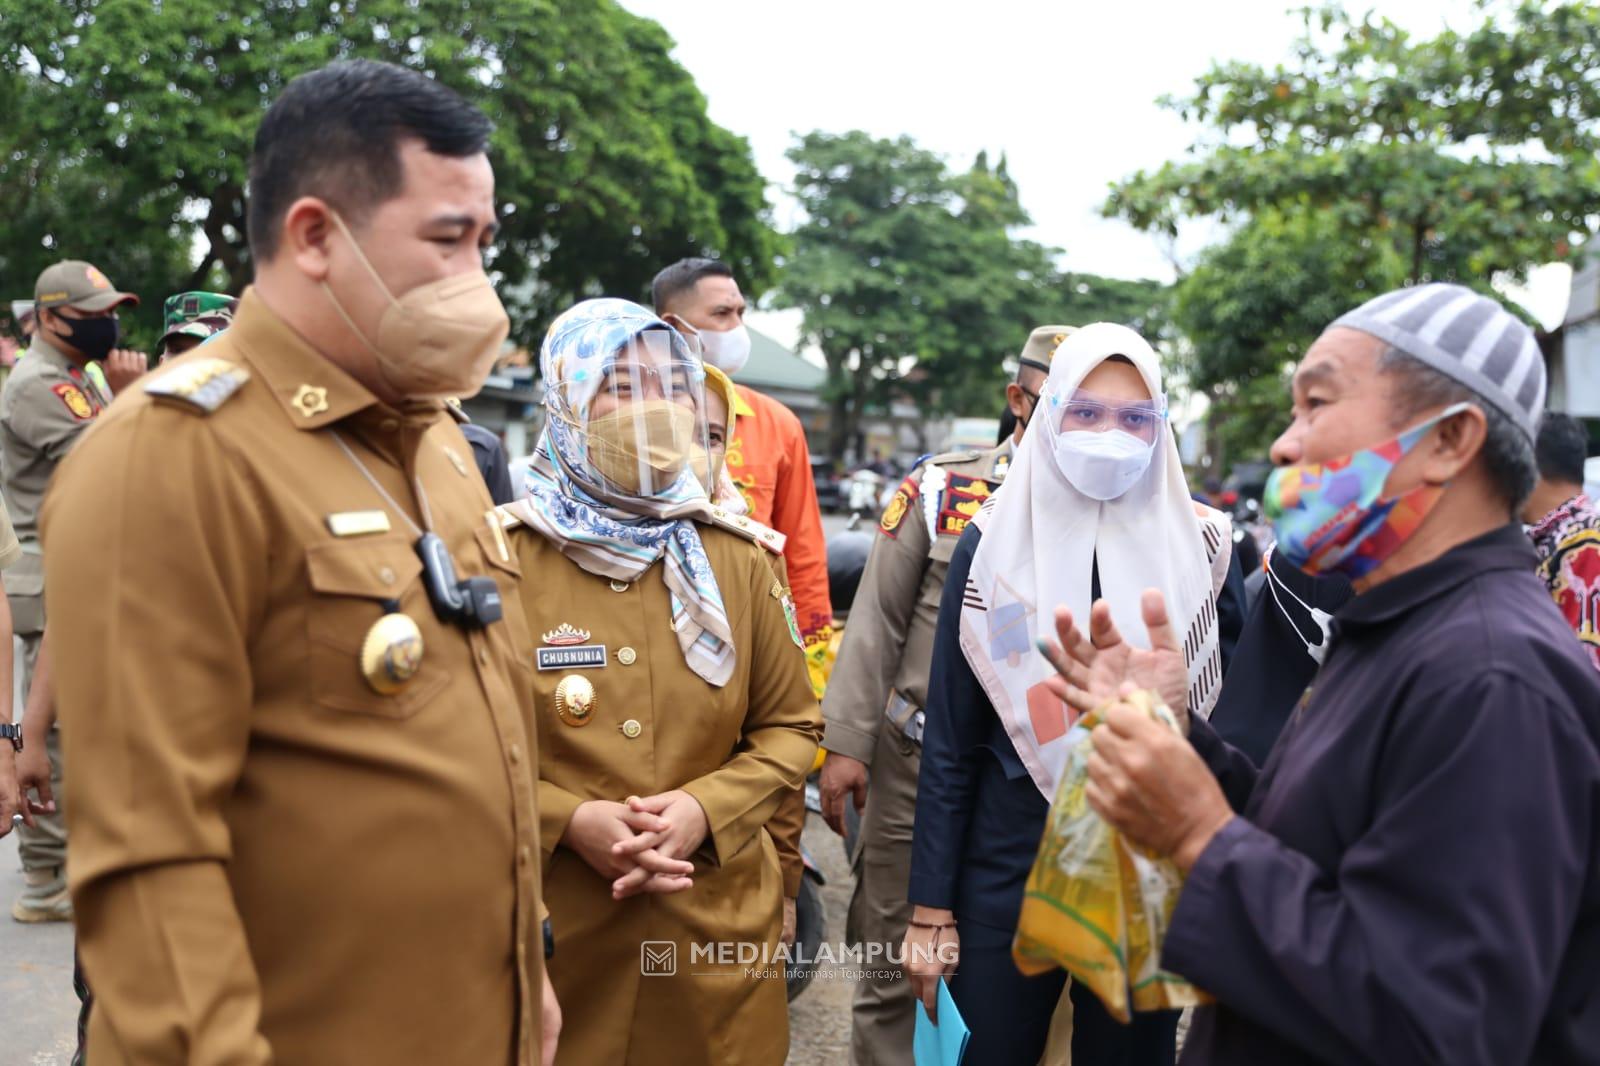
[{"xmin": 536, "ymin": 645, "xmax": 608, "ymax": 671}]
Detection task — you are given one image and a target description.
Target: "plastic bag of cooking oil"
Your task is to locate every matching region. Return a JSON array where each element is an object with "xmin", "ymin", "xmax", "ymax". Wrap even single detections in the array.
[{"xmin": 1012, "ymin": 689, "xmax": 1211, "ymax": 1022}]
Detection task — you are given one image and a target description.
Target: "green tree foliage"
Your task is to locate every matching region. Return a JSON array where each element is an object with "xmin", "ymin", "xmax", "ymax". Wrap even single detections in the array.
[
  {"xmin": 0, "ymin": 0, "xmax": 778, "ymax": 348},
  {"xmin": 780, "ymin": 131, "xmax": 1167, "ymax": 460},
  {"xmin": 1107, "ymin": 1, "xmax": 1600, "ymax": 473},
  {"xmin": 1174, "ymin": 208, "xmax": 1407, "ymax": 468}
]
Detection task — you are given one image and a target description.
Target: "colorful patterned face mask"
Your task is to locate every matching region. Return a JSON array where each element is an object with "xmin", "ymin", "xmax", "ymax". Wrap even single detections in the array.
[{"xmin": 1264, "ymin": 402, "xmax": 1470, "ymax": 580}]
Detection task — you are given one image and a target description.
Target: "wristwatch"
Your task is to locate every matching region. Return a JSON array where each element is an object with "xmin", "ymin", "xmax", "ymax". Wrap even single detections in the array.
[{"xmin": 0, "ymin": 724, "xmax": 21, "ymax": 753}]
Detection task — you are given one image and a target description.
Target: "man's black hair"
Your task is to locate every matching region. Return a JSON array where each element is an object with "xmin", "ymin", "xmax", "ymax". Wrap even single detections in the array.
[
  {"xmin": 651, "ymin": 258, "xmax": 735, "ymax": 314},
  {"xmin": 1534, "ymin": 411, "xmax": 1590, "ymax": 487},
  {"xmin": 247, "ymin": 59, "xmax": 493, "ymax": 261}
]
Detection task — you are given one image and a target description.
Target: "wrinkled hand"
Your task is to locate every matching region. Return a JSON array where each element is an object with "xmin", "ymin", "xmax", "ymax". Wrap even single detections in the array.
[
  {"xmin": 562, "ymin": 800, "xmax": 694, "ymax": 899},
  {"xmin": 1086, "ymin": 687, "xmax": 1233, "ymax": 872},
  {"xmin": 540, "ymin": 966, "xmax": 561, "ymax": 1066},
  {"xmin": 609, "ymin": 791, "xmax": 710, "ymax": 899},
  {"xmin": 1038, "ymin": 589, "xmax": 1190, "ymax": 732},
  {"xmin": 103, "ymin": 348, "xmax": 148, "ymax": 395},
  {"xmin": 902, "ymin": 907, "xmax": 960, "ymax": 1022},
  {"xmin": 781, "ymin": 896, "xmax": 797, "ymax": 947},
  {"xmin": 818, "ymin": 752, "xmax": 868, "ymax": 836},
  {"xmin": 14, "ymin": 741, "xmax": 54, "ymax": 820}
]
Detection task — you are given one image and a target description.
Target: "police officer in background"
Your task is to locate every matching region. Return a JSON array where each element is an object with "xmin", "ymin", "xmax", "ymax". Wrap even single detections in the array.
[
  {"xmin": 1, "ymin": 259, "xmax": 146, "ymax": 923},
  {"xmin": 41, "ymin": 60, "xmax": 556, "ymax": 1064},
  {"xmin": 818, "ymin": 325, "xmax": 1071, "ymax": 1064}
]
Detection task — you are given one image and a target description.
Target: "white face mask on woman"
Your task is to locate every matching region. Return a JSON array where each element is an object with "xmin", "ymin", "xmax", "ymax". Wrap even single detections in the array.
[{"xmin": 1053, "ymin": 429, "xmax": 1155, "ymax": 500}]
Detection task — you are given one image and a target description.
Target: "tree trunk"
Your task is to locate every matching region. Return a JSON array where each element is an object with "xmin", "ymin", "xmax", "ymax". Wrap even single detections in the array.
[{"xmin": 823, "ymin": 349, "xmax": 852, "ymax": 464}]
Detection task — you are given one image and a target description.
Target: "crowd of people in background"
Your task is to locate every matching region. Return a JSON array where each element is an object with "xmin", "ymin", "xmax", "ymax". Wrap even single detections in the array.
[{"xmin": 0, "ymin": 56, "xmax": 1598, "ymax": 1066}]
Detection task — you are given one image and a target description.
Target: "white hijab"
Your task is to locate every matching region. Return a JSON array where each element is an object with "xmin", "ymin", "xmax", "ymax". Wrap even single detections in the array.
[{"xmin": 959, "ymin": 323, "xmax": 1231, "ymax": 800}]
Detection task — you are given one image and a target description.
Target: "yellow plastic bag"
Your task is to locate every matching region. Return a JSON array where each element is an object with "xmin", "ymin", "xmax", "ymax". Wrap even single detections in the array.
[{"xmin": 1012, "ymin": 689, "xmax": 1211, "ymax": 1022}]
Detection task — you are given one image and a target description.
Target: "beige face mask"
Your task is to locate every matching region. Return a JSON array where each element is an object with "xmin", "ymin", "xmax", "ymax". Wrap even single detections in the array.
[
  {"xmin": 322, "ymin": 212, "xmax": 511, "ymax": 400},
  {"xmin": 586, "ymin": 400, "xmax": 697, "ymax": 496}
]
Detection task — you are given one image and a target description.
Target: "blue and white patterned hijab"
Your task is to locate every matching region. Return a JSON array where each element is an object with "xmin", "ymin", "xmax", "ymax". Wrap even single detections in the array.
[{"xmin": 509, "ymin": 298, "xmax": 735, "ymax": 687}]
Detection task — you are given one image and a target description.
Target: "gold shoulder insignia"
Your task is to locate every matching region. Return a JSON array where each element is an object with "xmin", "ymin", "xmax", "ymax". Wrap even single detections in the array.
[
  {"xmin": 144, "ymin": 358, "xmax": 250, "ymax": 415},
  {"xmin": 705, "ymin": 506, "xmax": 787, "ymax": 554}
]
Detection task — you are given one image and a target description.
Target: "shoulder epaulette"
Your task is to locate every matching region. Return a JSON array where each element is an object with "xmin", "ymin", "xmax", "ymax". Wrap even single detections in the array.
[
  {"xmin": 705, "ymin": 505, "xmax": 786, "ymax": 554},
  {"xmin": 143, "ymin": 358, "xmax": 250, "ymax": 414},
  {"xmin": 926, "ymin": 448, "xmax": 984, "ymax": 467}
]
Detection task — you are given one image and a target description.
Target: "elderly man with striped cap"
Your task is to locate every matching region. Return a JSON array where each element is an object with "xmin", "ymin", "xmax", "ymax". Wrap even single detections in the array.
[{"xmin": 1045, "ymin": 284, "xmax": 1600, "ymax": 1064}]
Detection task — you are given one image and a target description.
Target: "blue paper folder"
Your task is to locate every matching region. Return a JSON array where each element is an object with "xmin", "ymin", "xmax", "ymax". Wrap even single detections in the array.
[{"xmin": 913, "ymin": 978, "xmax": 971, "ymax": 1066}]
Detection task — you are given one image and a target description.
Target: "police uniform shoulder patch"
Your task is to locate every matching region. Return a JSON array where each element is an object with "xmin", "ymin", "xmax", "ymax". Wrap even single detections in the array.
[
  {"xmin": 50, "ymin": 383, "xmax": 95, "ymax": 421},
  {"xmin": 879, "ymin": 474, "xmax": 920, "ymax": 538},
  {"xmin": 144, "ymin": 358, "xmax": 250, "ymax": 415}
]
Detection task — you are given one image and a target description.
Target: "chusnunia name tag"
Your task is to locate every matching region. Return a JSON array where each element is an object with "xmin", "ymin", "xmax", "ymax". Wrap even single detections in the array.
[{"xmin": 536, "ymin": 645, "xmax": 608, "ymax": 671}]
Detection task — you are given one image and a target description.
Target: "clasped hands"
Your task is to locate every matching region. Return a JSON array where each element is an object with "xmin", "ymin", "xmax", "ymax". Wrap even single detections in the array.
[
  {"xmin": 1037, "ymin": 589, "xmax": 1233, "ymax": 873},
  {"xmin": 562, "ymin": 790, "xmax": 710, "ymax": 900}
]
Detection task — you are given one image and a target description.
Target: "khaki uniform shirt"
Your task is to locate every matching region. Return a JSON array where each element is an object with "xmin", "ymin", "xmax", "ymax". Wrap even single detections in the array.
[
  {"xmin": 508, "ymin": 518, "xmax": 822, "ymax": 1065},
  {"xmin": 822, "ymin": 442, "xmax": 1012, "ymax": 764},
  {"xmin": 1, "ymin": 335, "xmax": 110, "ymax": 630},
  {"xmin": 41, "ymin": 290, "xmax": 545, "ymax": 1065},
  {"xmin": 0, "ymin": 333, "xmax": 109, "ymax": 542}
]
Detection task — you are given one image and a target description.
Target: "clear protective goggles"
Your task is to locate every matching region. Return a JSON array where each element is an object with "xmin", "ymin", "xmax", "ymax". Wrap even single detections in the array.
[
  {"xmin": 1052, "ymin": 387, "xmax": 1168, "ymax": 444},
  {"xmin": 553, "ymin": 329, "xmax": 709, "ymax": 499}
]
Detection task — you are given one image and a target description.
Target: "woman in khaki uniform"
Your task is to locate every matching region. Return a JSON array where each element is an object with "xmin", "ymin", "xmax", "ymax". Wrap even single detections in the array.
[{"xmin": 501, "ymin": 299, "xmax": 821, "ymax": 1065}]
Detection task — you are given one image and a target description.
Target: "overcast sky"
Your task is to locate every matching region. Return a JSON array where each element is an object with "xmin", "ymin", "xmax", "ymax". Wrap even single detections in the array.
[{"xmin": 621, "ymin": 0, "xmax": 1571, "ymax": 327}]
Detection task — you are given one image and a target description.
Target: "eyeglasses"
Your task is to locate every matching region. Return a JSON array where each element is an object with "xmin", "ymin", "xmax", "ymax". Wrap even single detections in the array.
[{"xmin": 1053, "ymin": 388, "xmax": 1167, "ymax": 443}]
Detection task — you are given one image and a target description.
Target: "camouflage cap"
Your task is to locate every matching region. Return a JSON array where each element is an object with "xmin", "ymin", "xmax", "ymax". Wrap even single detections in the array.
[
  {"xmin": 1017, "ymin": 325, "xmax": 1076, "ymax": 375},
  {"xmin": 33, "ymin": 260, "xmax": 139, "ymax": 312},
  {"xmin": 160, "ymin": 291, "xmax": 239, "ymax": 347}
]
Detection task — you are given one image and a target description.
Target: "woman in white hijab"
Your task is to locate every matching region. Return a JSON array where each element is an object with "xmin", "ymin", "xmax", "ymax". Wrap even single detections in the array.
[{"xmin": 902, "ymin": 323, "xmax": 1240, "ymax": 1065}]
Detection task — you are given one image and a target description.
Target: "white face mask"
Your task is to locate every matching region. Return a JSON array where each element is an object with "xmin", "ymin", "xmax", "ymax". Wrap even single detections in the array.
[
  {"xmin": 1262, "ymin": 546, "xmax": 1335, "ymax": 665},
  {"xmin": 699, "ymin": 324, "xmax": 751, "ymax": 375},
  {"xmin": 1053, "ymin": 429, "xmax": 1154, "ymax": 500}
]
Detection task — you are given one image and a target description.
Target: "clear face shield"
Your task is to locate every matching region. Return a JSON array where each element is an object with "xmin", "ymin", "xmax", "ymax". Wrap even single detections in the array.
[
  {"xmin": 562, "ymin": 329, "xmax": 710, "ymax": 499},
  {"xmin": 1054, "ymin": 387, "xmax": 1167, "ymax": 444}
]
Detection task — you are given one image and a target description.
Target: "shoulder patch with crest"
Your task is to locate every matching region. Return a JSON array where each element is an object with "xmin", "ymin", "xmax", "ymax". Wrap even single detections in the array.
[
  {"xmin": 879, "ymin": 475, "xmax": 919, "ymax": 538},
  {"xmin": 50, "ymin": 383, "xmax": 95, "ymax": 421},
  {"xmin": 143, "ymin": 358, "xmax": 251, "ymax": 415}
]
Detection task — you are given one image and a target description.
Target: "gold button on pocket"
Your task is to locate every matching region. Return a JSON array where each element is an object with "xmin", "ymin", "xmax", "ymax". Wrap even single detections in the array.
[
  {"xmin": 620, "ymin": 719, "xmax": 643, "ymax": 739},
  {"xmin": 609, "ymin": 580, "xmax": 629, "ymax": 593},
  {"xmin": 305, "ymin": 535, "xmax": 443, "ymax": 719},
  {"xmin": 617, "ymin": 647, "xmax": 637, "ymax": 666}
]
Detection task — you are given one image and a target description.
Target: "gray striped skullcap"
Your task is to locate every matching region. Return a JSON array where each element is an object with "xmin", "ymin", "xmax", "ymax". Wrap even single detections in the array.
[{"xmin": 1331, "ymin": 283, "xmax": 1546, "ymax": 443}]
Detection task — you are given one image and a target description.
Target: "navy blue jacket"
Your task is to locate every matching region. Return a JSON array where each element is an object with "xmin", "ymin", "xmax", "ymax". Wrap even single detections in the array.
[
  {"xmin": 908, "ymin": 524, "xmax": 1244, "ymax": 933},
  {"xmin": 1170, "ymin": 524, "xmax": 1600, "ymax": 1065}
]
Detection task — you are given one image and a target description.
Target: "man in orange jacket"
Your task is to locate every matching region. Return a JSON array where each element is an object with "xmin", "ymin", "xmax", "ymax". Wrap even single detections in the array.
[
  {"xmin": 652, "ymin": 258, "xmax": 833, "ymax": 681},
  {"xmin": 654, "ymin": 258, "xmax": 831, "ymax": 947}
]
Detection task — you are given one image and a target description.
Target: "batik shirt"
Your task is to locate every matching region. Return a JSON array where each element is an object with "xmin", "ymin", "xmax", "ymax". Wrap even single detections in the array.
[{"xmin": 1529, "ymin": 492, "xmax": 1600, "ymax": 672}]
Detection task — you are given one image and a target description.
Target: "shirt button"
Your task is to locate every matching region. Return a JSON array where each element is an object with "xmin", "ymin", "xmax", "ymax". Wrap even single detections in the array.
[
  {"xmin": 478, "ymin": 643, "xmax": 490, "ymax": 665},
  {"xmin": 618, "ymin": 647, "xmax": 637, "ymax": 666},
  {"xmin": 609, "ymin": 580, "xmax": 629, "ymax": 593},
  {"xmin": 620, "ymin": 719, "xmax": 643, "ymax": 739},
  {"xmin": 519, "ymin": 845, "xmax": 531, "ymax": 867},
  {"xmin": 378, "ymin": 566, "xmax": 396, "ymax": 585},
  {"xmin": 509, "ymin": 742, "xmax": 522, "ymax": 764},
  {"xmin": 380, "ymin": 418, "xmax": 399, "ymax": 432}
]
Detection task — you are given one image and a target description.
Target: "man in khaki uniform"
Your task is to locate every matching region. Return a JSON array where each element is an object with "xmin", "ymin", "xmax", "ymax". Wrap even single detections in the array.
[
  {"xmin": 0, "ymin": 258, "xmax": 140, "ymax": 922},
  {"xmin": 41, "ymin": 60, "xmax": 554, "ymax": 1064},
  {"xmin": 819, "ymin": 325, "xmax": 1071, "ymax": 1064}
]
